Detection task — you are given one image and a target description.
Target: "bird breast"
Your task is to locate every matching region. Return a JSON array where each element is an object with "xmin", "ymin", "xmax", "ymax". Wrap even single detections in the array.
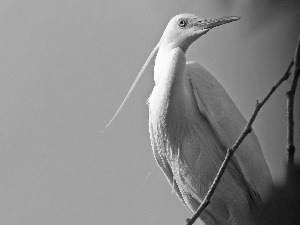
[{"xmin": 149, "ymin": 47, "xmax": 193, "ymax": 156}]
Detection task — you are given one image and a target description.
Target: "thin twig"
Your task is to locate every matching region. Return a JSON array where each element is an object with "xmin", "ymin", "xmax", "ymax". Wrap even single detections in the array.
[
  {"xmin": 186, "ymin": 61, "xmax": 294, "ymax": 225},
  {"xmin": 287, "ymin": 35, "xmax": 300, "ymax": 165}
]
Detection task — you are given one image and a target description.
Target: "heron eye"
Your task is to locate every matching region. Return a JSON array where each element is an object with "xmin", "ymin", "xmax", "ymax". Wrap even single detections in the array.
[{"xmin": 178, "ymin": 19, "xmax": 187, "ymax": 27}]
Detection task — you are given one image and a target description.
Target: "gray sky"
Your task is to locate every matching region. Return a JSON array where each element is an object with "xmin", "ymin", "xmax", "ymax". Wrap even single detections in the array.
[{"xmin": 0, "ymin": 0, "xmax": 299, "ymax": 224}]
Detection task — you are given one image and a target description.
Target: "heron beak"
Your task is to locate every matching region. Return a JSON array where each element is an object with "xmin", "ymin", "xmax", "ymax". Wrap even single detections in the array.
[{"xmin": 195, "ymin": 16, "xmax": 240, "ymax": 30}]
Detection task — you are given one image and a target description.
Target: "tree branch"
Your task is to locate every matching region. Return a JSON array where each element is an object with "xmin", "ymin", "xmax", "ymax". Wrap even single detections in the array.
[
  {"xmin": 287, "ymin": 34, "xmax": 300, "ymax": 165},
  {"xmin": 186, "ymin": 60, "xmax": 294, "ymax": 225}
]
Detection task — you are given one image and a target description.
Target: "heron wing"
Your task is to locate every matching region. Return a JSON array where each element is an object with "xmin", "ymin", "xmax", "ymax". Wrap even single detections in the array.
[{"xmin": 187, "ymin": 62, "xmax": 272, "ymax": 202}]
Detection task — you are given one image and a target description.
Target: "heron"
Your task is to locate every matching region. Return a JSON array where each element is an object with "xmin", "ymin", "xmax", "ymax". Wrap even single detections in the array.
[
  {"xmin": 148, "ymin": 14, "xmax": 273, "ymax": 224},
  {"xmin": 104, "ymin": 14, "xmax": 273, "ymax": 225}
]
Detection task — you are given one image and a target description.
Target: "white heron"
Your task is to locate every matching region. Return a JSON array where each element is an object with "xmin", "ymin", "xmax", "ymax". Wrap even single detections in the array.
[
  {"xmin": 104, "ymin": 13, "xmax": 273, "ymax": 225},
  {"xmin": 147, "ymin": 14, "xmax": 273, "ymax": 224}
]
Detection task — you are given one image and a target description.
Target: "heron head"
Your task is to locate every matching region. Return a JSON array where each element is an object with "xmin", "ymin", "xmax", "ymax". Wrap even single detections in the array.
[{"xmin": 159, "ymin": 14, "xmax": 240, "ymax": 52}]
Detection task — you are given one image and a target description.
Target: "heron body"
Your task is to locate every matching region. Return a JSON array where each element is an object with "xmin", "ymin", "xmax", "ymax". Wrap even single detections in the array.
[{"xmin": 148, "ymin": 14, "xmax": 272, "ymax": 224}]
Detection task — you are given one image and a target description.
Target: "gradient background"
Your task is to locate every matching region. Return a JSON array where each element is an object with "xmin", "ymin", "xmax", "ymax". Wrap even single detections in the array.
[{"xmin": 0, "ymin": 0, "xmax": 299, "ymax": 224}]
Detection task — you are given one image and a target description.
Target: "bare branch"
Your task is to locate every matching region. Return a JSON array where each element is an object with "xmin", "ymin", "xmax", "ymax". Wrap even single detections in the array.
[
  {"xmin": 287, "ymin": 35, "xmax": 300, "ymax": 164},
  {"xmin": 186, "ymin": 60, "xmax": 294, "ymax": 225}
]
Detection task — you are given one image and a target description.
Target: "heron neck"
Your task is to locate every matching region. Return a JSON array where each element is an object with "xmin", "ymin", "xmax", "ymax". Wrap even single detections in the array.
[
  {"xmin": 154, "ymin": 47, "xmax": 186, "ymax": 85},
  {"xmin": 149, "ymin": 47, "xmax": 189, "ymax": 125}
]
